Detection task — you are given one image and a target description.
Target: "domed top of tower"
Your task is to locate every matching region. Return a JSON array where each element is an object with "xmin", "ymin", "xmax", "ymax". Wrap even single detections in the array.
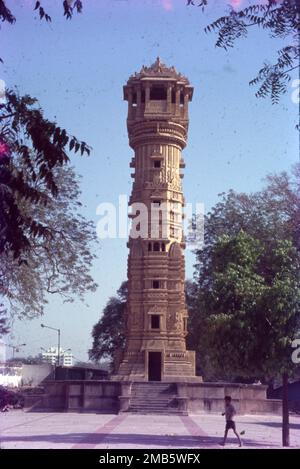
[
  {"xmin": 124, "ymin": 59, "xmax": 193, "ymax": 138},
  {"xmin": 126, "ymin": 57, "xmax": 190, "ymax": 86}
]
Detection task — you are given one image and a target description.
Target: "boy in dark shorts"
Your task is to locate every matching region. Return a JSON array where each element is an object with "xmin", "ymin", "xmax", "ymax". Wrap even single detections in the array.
[{"xmin": 220, "ymin": 396, "xmax": 242, "ymax": 447}]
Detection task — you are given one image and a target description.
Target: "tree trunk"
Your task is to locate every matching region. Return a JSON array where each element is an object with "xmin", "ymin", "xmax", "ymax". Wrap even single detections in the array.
[{"xmin": 282, "ymin": 372, "xmax": 289, "ymax": 447}]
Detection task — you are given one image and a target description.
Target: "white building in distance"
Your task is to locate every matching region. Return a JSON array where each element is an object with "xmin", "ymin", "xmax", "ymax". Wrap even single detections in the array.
[{"xmin": 42, "ymin": 347, "xmax": 73, "ymax": 367}]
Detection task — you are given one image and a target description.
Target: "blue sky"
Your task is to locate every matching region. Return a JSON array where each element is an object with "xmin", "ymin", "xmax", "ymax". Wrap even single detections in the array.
[{"xmin": 1, "ymin": 0, "xmax": 298, "ymax": 360}]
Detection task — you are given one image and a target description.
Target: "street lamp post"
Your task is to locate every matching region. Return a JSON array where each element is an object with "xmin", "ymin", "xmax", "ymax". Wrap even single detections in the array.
[
  {"xmin": 7, "ymin": 343, "xmax": 26, "ymax": 360},
  {"xmin": 40, "ymin": 324, "xmax": 61, "ymax": 376}
]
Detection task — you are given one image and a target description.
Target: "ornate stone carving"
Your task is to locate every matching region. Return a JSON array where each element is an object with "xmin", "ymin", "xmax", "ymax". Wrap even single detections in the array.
[
  {"xmin": 153, "ymin": 171, "xmax": 163, "ymax": 184},
  {"xmin": 114, "ymin": 60, "xmax": 198, "ymax": 382},
  {"xmin": 167, "ymin": 311, "xmax": 183, "ymax": 331},
  {"xmin": 148, "ymin": 304, "xmax": 166, "ymax": 315},
  {"xmin": 128, "ymin": 57, "xmax": 190, "ymax": 85}
]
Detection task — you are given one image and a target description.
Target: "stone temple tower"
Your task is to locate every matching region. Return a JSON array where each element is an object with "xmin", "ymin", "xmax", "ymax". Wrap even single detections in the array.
[{"xmin": 115, "ymin": 58, "xmax": 199, "ymax": 382}]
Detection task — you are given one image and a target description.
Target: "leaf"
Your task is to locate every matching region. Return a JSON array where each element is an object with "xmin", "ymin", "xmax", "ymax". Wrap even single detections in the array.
[{"xmin": 69, "ymin": 138, "xmax": 75, "ymax": 151}]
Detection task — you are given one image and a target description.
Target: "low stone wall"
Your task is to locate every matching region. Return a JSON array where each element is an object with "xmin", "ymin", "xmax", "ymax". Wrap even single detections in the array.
[
  {"xmin": 177, "ymin": 382, "xmax": 281, "ymax": 415},
  {"xmin": 34, "ymin": 380, "xmax": 281, "ymax": 415},
  {"xmin": 22, "ymin": 364, "xmax": 54, "ymax": 387},
  {"xmin": 37, "ymin": 380, "xmax": 122, "ymax": 413}
]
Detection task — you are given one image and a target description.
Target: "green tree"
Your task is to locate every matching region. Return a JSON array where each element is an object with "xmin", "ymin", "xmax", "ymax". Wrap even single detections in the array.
[
  {"xmin": 188, "ymin": 0, "xmax": 299, "ymax": 103},
  {"xmin": 0, "ymin": 5, "xmax": 96, "ymax": 333},
  {"xmin": 0, "ymin": 303, "xmax": 9, "ymax": 335},
  {"xmin": 0, "ymin": 2, "xmax": 91, "ymax": 265},
  {"xmin": 0, "ymin": 91, "xmax": 90, "ymax": 260},
  {"xmin": 3, "ymin": 1, "xmax": 298, "ymax": 104},
  {"xmin": 185, "ymin": 279, "xmax": 213, "ymax": 377},
  {"xmin": 192, "ymin": 165, "xmax": 300, "ymax": 260},
  {"xmin": 191, "ymin": 167, "xmax": 300, "ymax": 446},
  {"xmin": 198, "ymin": 231, "xmax": 300, "ymax": 446},
  {"xmin": 189, "ymin": 166, "xmax": 300, "ymax": 379},
  {"xmin": 0, "ymin": 85, "xmax": 96, "ymax": 335},
  {"xmin": 89, "ymin": 282, "xmax": 127, "ymax": 370},
  {"xmin": 0, "ymin": 164, "xmax": 98, "ymax": 323},
  {"xmin": 6, "ymin": 354, "xmax": 45, "ymax": 365},
  {"xmin": 0, "ymin": 1, "xmax": 83, "ymax": 30},
  {"xmin": 0, "ymin": 1, "xmax": 84, "ymax": 68}
]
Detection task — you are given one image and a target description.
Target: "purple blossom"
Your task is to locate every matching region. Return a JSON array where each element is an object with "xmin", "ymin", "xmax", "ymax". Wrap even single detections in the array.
[{"xmin": 0, "ymin": 141, "xmax": 10, "ymax": 160}]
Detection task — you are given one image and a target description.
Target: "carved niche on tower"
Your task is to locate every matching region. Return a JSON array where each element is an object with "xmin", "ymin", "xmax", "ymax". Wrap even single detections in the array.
[{"xmin": 167, "ymin": 311, "xmax": 183, "ymax": 332}]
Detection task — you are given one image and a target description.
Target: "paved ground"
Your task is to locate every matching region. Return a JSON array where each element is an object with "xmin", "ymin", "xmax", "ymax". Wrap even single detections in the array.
[{"xmin": 0, "ymin": 410, "xmax": 299, "ymax": 449}]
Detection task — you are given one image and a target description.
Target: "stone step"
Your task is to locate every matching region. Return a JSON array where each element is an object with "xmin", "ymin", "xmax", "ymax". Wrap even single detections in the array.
[
  {"xmin": 131, "ymin": 399, "xmax": 172, "ymax": 403},
  {"xmin": 132, "ymin": 383, "xmax": 176, "ymax": 389},
  {"xmin": 131, "ymin": 386, "xmax": 175, "ymax": 390},
  {"xmin": 131, "ymin": 396, "xmax": 174, "ymax": 401},
  {"xmin": 132, "ymin": 383, "xmax": 174, "ymax": 386},
  {"xmin": 127, "ymin": 408, "xmax": 187, "ymax": 416},
  {"xmin": 131, "ymin": 383, "xmax": 175, "ymax": 387},
  {"xmin": 129, "ymin": 401, "xmax": 180, "ymax": 407},
  {"xmin": 132, "ymin": 387, "xmax": 173, "ymax": 390},
  {"xmin": 127, "ymin": 382, "xmax": 182, "ymax": 415},
  {"xmin": 129, "ymin": 402, "xmax": 175, "ymax": 408},
  {"xmin": 131, "ymin": 387, "xmax": 176, "ymax": 393},
  {"xmin": 130, "ymin": 403, "xmax": 174, "ymax": 408},
  {"xmin": 131, "ymin": 393, "xmax": 177, "ymax": 399}
]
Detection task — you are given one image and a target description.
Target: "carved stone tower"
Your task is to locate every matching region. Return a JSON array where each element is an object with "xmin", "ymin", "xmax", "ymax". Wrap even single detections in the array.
[{"xmin": 115, "ymin": 58, "xmax": 199, "ymax": 382}]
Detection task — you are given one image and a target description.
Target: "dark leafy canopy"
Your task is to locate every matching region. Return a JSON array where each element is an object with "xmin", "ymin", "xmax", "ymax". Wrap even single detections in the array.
[
  {"xmin": 0, "ymin": 1, "xmax": 97, "ymax": 333},
  {"xmin": 33, "ymin": 1, "xmax": 83, "ymax": 21},
  {"xmin": 0, "ymin": 303, "xmax": 9, "ymax": 335},
  {"xmin": 192, "ymin": 165, "xmax": 300, "ymax": 260},
  {"xmin": 89, "ymin": 283, "xmax": 127, "ymax": 366},
  {"xmin": 0, "ymin": 0, "xmax": 83, "ymax": 61},
  {"xmin": 6, "ymin": 354, "xmax": 45, "ymax": 365},
  {"xmin": 190, "ymin": 166, "xmax": 300, "ymax": 381},
  {"xmin": 195, "ymin": 231, "xmax": 300, "ymax": 380},
  {"xmin": 0, "ymin": 90, "xmax": 91, "ymax": 260},
  {"xmin": 1, "ymin": 1, "xmax": 298, "ymax": 103},
  {"xmin": 0, "ymin": 0, "xmax": 82, "ymax": 23},
  {"xmin": 188, "ymin": 0, "xmax": 300, "ymax": 103},
  {"xmin": 0, "ymin": 164, "xmax": 98, "ymax": 323},
  {"xmin": 0, "ymin": 0, "xmax": 15, "ymax": 24}
]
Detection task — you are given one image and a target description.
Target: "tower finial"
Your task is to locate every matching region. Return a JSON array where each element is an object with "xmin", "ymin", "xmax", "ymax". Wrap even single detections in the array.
[{"xmin": 154, "ymin": 56, "xmax": 162, "ymax": 72}]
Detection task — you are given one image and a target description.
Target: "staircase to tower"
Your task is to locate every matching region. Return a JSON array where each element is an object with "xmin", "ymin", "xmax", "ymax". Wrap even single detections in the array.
[{"xmin": 125, "ymin": 382, "xmax": 188, "ymax": 415}]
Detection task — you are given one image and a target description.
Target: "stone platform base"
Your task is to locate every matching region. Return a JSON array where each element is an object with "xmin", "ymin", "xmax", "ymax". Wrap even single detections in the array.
[
  {"xmin": 31, "ymin": 380, "xmax": 281, "ymax": 416},
  {"xmin": 181, "ymin": 382, "xmax": 281, "ymax": 415}
]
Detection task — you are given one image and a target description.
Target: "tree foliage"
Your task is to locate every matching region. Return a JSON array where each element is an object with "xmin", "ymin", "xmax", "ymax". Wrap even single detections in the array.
[
  {"xmin": 0, "ymin": 0, "xmax": 83, "ymax": 24},
  {"xmin": 0, "ymin": 303, "xmax": 9, "ymax": 335},
  {"xmin": 0, "ymin": 164, "xmax": 98, "ymax": 323},
  {"xmin": 196, "ymin": 231, "xmax": 300, "ymax": 379},
  {"xmin": 190, "ymin": 165, "xmax": 300, "ymax": 380},
  {"xmin": 0, "ymin": 1, "xmax": 84, "ymax": 61},
  {"xmin": 2, "ymin": 1, "xmax": 298, "ymax": 103},
  {"xmin": 188, "ymin": 0, "xmax": 300, "ymax": 103},
  {"xmin": 6, "ymin": 354, "xmax": 45, "ymax": 365},
  {"xmin": 0, "ymin": 90, "xmax": 91, "ymax": 260},
  {"xmin": 89, "ymin": 282, "xmax": 127, "ymax": 367},
  {"xmin": 0, "ymin": 4, "xmax": 97, "ymax": 333}
]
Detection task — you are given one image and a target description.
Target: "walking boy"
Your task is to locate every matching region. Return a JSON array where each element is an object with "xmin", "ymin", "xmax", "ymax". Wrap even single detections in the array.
[{"xmin": 220, "ymin": 396, "xmax": 242, "ymax": 447}]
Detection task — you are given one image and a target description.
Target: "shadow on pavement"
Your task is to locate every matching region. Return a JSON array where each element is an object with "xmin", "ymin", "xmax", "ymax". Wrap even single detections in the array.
[
  {"xmin": 244, "ymin": 420, "xmax": 300, "ymax": 430},
  {"xmin": 0, "ymin": 432, "xmax": 279, "ymax": 448}
]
